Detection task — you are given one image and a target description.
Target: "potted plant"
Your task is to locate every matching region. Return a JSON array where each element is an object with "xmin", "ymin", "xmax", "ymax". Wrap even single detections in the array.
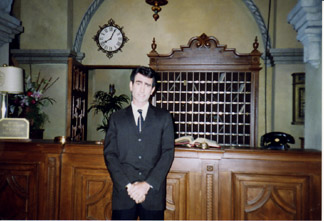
[
  {"xmin": 8, "ymin": 72, "xmax": 58, "ymax": 139},
  {"xmin": 88, "ymin": 84, "xmax": 130, "ymax": 133}
]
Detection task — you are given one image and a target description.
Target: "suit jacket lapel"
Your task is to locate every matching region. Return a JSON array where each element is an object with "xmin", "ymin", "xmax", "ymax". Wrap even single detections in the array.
[
  {"xmin": 142, "ymin": 104, "xmax": 155, "ymax": 131},
  {"xmin": 125, "ymin": 105, "xmax": 138, "ymax": 132}
]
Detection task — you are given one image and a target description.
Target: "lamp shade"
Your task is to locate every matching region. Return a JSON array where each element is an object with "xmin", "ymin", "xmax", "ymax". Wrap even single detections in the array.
[{"xmin": 0, "ymin": 66, "xmax": 23, "ymax": 94}]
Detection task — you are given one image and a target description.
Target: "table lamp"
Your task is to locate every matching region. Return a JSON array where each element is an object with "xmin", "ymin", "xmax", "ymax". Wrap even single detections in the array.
[{"xmin": 0, "ymin": 65, "xmax": 24, "ymax": 119}]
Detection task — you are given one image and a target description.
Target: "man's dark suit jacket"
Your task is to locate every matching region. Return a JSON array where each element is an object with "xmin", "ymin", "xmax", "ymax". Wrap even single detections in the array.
[{"xmin": 103, "ymin": 104, "xmax": 174, "ymax": 211}]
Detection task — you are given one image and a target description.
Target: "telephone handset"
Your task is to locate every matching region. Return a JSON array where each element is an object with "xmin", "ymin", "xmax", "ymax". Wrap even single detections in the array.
[{"xmin": 261, "ymin": 132, "xmax": 295, "ymax": 150}]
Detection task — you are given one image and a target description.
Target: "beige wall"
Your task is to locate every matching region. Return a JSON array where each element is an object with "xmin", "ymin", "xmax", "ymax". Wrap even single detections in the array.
[
  {"xmin": 82, "ymin": 0, "xmax": 262, "ymax": 65},
  {"xmin": 14, "ymin": 0, "xmax": 308, "ymax": 147},
  {"xmin": 272, "ymin": 0, "xmax": 303, "ymax": 48},
  {"xmin": 19, "ymin": 0, "xmax": 70, "ymax": 49}
]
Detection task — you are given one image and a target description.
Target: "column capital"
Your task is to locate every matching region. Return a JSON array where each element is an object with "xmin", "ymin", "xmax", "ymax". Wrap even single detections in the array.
[
  {"xmin": 0, "ymin": 10, "xmax": 23, "ymax": 47},
  {"xmin": 288, "ymin": 0, "xmax": 322, "ymax": 68}
]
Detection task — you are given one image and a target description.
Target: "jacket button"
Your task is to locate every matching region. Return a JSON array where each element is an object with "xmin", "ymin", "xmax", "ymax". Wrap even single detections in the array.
[
  {"xmin": 139, "ymin": 172, "xmax": 142, "ymax": 176},
  {"xmin": 138, "ymin": 155, "xmax": 142, "ymax": 159},
  {"xmin": 138, "ymin": 138, "xmax": 142, "ymax": 142}
]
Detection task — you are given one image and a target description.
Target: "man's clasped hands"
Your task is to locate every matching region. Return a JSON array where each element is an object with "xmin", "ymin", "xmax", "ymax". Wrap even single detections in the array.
[{"xmin": 126, "ymin": 181, "xmax": 151, "ymax": 204}]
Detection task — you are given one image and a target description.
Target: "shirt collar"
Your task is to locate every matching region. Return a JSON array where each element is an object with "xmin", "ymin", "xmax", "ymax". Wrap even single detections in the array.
[{"xmin": 131, "ymin": 102, "xmax": 149, "ymax": 120}]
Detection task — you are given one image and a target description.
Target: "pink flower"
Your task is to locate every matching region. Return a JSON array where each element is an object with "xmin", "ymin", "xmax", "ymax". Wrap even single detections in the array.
[{"xmin": 31, "ymin": 91, "xmax": 42, "ymax": 100}]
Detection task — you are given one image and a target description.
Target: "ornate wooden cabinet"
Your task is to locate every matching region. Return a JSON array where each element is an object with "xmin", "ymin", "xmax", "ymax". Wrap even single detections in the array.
[
  {"xmin": 148, "ymin": 34, "xmax": 262, "ymax": 148},
  {"xmin": 0, "ymin": 141, "xmax": 321, "ymax": 220},
  {"xmin": 219, "ymin": 149, "xmax": 321, "ymax": 220},
  {"xmin": 59, "ymin": 143, "xmax": 113, "ymax": 220},
  {"xmin": 0, "ymin": 141, "xmax": 62, "ymax": 220}
]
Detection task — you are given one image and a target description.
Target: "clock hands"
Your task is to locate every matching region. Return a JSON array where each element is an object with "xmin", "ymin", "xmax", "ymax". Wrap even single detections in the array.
[
  {"xmin": 108, "ymin": 29, "xmax": 116, "ymax": 40},
  {"xmin": 104, "ymin": 29, "xmax": 116, "ymax": 43}
]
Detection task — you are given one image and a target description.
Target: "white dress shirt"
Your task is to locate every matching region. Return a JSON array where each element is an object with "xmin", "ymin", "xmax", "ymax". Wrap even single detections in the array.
[{"xmin": 131, "ymin": 102, "xmax": 149, "ymax": 125}]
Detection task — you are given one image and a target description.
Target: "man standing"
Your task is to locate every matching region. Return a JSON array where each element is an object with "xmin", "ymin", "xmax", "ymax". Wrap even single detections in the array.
[{"xmin": 104, "ymin": 66, "xmax": 175, "ymax": 220}]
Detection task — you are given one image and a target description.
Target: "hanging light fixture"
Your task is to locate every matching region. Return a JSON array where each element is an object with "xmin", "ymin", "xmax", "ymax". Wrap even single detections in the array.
[{"xmin": 146, "ymin": 0, "xmax": 168, "ymax": 21}]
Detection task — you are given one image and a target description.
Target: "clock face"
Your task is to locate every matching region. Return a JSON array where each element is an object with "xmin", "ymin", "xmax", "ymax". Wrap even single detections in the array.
[
  {"xmin": 93, "ymin": 19, "xmax": 129, "ymax": 59},
  {"xmin": 99, "ymin": 26, "xmax": 123, "ymax": 52}
]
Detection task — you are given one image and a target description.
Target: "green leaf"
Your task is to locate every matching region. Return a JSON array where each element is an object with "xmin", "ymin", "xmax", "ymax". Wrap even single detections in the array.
[{"xmin": 88, "ymin": 88, "xmax": 130, "ymax": 132}]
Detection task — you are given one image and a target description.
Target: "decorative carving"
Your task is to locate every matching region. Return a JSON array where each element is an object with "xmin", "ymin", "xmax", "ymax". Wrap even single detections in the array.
[
  {"xmin": 195, "ymin": 33, "xmax": 213, "ymax": 48},
  {"xmin": 252, "ymin": 37, "xmax": 259, "ymax": 51},
  {"xmin": 165, "ymin": 172, "xmax": 188, "ymax": 220},
  {"xmin": 206, "ymin": 174, "xmax": 213, "ymax": 220},
  {"xmin": 73, "ymin": 167, "xmax": 113, "ymax": 220},
  {"xmin": 47, "ymin": 157, "xmax": 57, "ymax": 219},
  {"xmin": 149, "ymin": 33, "xmax": 262, "ymax": 68},
  {"xmin": 166, "ymin": 182, "xmax": 176, "ymax": 211},
  {"xmin": 86, "ymin": 180, "xmax": 113, "ymax": 220},
  {"xmin": 0, "ymin": 165, "xmax": 37, "ymax": 219},
  {"xmin": 207, "ymin": 165, "xmax": 214, "ymax": 172},
  {"xmin": 233, "ymin": 173, "xmax": 309, "ymax": 220},
  {"xmin": 148, "ymin": 37, "xmax": 159, "ymax": 56},
  {"xmin": 70, "ymin": 62, "xmax": 88, "ymax": 141}
]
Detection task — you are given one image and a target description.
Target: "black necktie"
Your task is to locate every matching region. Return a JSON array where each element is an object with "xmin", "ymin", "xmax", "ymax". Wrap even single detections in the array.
[{"xmin": 137, "ymin": 109, "xmax": 144, "ymax": 132}]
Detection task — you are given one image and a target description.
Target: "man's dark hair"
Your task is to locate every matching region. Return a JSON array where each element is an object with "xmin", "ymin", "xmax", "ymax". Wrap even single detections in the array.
[{"xmin": 130, "ymin": 66, "xmax": 158, "ymax": 88}]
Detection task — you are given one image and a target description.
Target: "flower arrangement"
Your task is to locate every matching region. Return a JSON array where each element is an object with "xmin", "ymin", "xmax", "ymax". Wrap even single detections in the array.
[{"xmin": 9, "ymin": 72, "xmax": 59, "ymax": 130}]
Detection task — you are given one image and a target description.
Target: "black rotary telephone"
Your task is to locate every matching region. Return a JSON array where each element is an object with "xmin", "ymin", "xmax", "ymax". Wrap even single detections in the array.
[{"xmin": 260, "ymin": 132, "xmax": 295, "ymax": 150}]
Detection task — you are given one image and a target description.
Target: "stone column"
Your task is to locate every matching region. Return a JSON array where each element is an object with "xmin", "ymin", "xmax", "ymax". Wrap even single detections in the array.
[
  {"xmin": 0, "ymin": 0, "xmax": 23, "ymax": 66},
  {"xmin": 288, "ymin": 0, "xmax": 322, "ymax": 150}
]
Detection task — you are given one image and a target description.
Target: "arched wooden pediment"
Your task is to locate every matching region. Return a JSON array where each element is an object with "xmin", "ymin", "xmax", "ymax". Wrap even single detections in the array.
[{"xmin": 148, "ymin": 33, "xmax": 261, "ymax": 71}]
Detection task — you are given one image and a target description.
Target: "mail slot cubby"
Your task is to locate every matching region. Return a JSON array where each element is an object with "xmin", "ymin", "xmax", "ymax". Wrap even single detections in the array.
[{"xmin": 148, "ymin": 34, "xmax": 261, "ymax": 147}]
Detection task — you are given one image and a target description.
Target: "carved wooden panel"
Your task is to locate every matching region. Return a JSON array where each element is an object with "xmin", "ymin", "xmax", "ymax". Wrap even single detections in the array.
[
  {"xmin": 59, "ymin": 145, "xmax": 112, "ymax": 220},
  {"xmin": 219, "ymin": 151, "xmax": 321, "ymax": 220},
  {"xmin": 0, "ymin": 142, "xmax": 62, "ymax": 220},
  {"xmin": 165, "ymin": 171, "xmax": 188, "ymax": 220},
  {"xmin": 63, "ymin": 164, "xmax": 188, "ymax": 220},
  {"xmin": 73, "ymin": 168, "xmax": 113, "ymax": 220},
  {"xmin": 0, "ymin": 164, "xmax": 38, "ymax": 220},
  {"xmin": 201, "ymin": 161, "xmax": 219, "ymax": 220},
  {"xmin": 233, "ymin": 173, "xmax": 309, "ymax": 220}
]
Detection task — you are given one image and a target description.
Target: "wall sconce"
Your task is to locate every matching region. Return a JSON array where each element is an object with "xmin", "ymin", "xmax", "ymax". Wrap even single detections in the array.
[
  {"xmin": 0, "ymin": 65, "xmax": 24, "ymax": 119},
  {"xmin": 146, "ymin": 0, "xmax": 168, "ymax": 21}
]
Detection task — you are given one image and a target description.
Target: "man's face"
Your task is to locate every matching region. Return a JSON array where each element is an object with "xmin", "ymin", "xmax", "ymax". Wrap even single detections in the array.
[{"xmin": 129, "ymin": 73, "xmax": 155, "ymax": 106}]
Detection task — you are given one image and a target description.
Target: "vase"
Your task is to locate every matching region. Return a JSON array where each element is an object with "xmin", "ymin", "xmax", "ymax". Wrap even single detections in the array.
[{"xmin": 30, "ymin": 129, "xmax": 44, "ymax": 139}]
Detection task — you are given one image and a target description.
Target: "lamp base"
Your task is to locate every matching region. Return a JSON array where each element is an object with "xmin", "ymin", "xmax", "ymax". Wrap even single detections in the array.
[{"xmin": 0, "ymin": 92, "xmax": 8, "ymax": 119}]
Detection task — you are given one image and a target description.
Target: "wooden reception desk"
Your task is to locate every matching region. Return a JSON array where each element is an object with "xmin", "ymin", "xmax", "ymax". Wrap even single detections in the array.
[{"xmin": 0, "ymin": 140, "xmax": 321, "ymax": 220}]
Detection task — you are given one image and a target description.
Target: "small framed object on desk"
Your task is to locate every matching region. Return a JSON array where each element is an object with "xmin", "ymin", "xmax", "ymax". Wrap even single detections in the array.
[
  {"xmin": 0, "ymin": 118, "xmax": 29, "ymax": 139},
  {"xmin": 292, "ymin": 73, "xmax": 305, "ymax": 124}
]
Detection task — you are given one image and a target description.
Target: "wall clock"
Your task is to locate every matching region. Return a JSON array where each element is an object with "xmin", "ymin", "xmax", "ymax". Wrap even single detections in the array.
[{"xmin": 93, "ymin": 19, "xmax": 129, "ymax": 59}]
